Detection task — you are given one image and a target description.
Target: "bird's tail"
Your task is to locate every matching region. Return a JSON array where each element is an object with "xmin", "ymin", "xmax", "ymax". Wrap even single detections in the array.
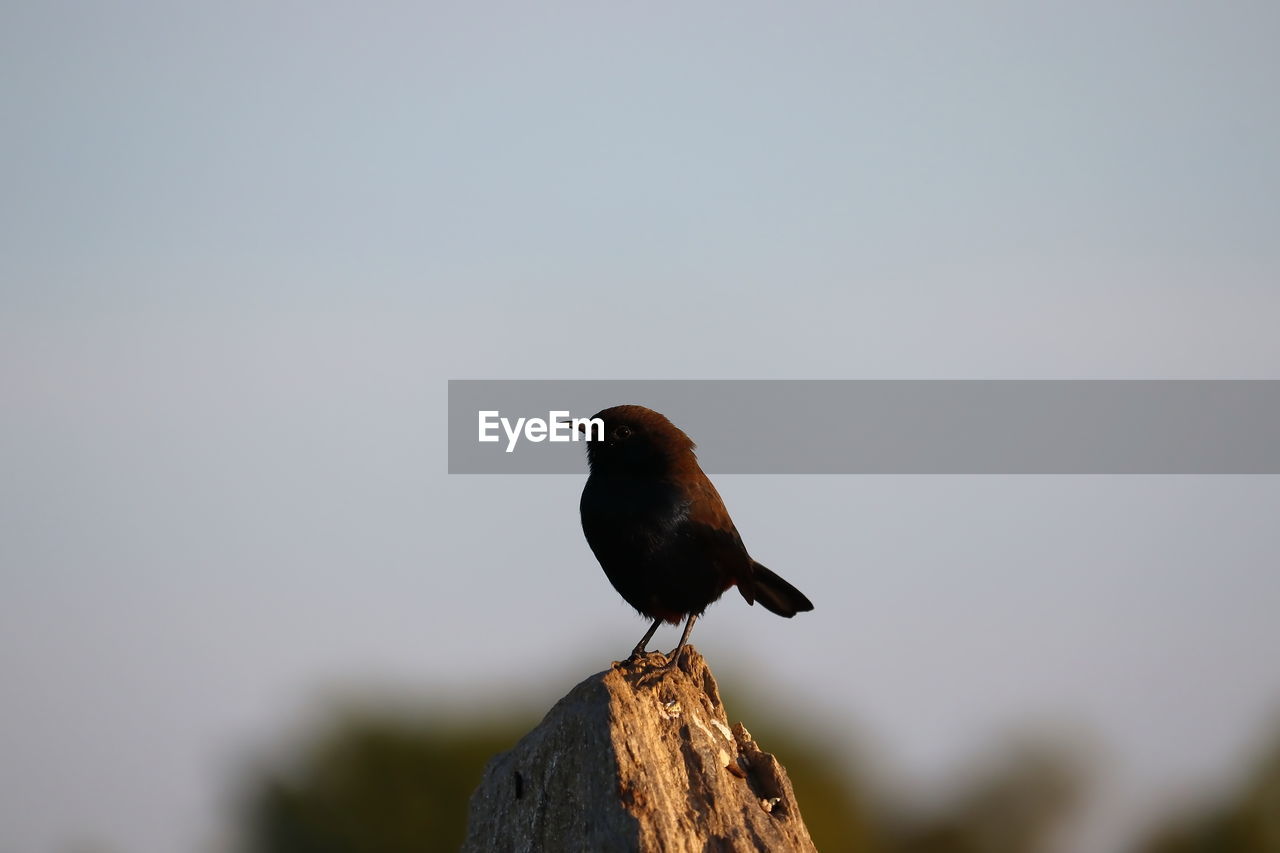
[{"xmin": 743, "ymin": 561, "xmax": 814, "ymax": 617}]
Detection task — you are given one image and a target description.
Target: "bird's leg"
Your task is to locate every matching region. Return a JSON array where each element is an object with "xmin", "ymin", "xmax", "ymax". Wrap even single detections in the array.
[
  {"xmin": 629, "ymin": 618, "xmax": 663, "ymax": 660},
  {"xmin": 664, "ymin": 613, "xmax": 699, "ymax": 670}
]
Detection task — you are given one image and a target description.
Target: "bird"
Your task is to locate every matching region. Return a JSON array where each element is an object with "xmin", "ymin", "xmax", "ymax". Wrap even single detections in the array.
[{"xmin": 577, "ymin": 405, "xmax": 813, "ymax": 669}]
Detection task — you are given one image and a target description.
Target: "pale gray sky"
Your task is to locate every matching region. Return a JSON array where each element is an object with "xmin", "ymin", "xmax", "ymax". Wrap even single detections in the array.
[{"xmin": 2, "ymin": 3, "xmax": 1278, "ymax": 852}]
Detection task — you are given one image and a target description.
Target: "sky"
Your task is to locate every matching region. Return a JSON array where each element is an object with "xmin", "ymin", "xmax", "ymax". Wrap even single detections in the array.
[{"xmin": 2, "ymin": 3, "xmax": 1279, "ymax": 852}]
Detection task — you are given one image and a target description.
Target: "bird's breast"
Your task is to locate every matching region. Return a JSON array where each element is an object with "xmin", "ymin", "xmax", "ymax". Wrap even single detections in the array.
[{"xmin": 580, "ymin": 476, "xmax": 688, "ymax": 553}]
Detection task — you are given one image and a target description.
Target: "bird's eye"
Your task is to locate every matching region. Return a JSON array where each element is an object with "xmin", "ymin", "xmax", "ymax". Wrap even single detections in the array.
[{"xmin": 612, "ymin": 425, "xmax": 633, "ymax": 440}]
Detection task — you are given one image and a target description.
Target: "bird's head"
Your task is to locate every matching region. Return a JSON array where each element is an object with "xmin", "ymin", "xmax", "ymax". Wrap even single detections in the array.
[{"xmin": 581, "ymin": 405, "xmax": 697, "ymax": 476}]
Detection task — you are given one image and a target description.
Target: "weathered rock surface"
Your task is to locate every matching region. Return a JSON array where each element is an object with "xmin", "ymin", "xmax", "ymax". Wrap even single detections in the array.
[{"xmin": 462, "ymin": 647, "xmax": 817, "ymax": 852}]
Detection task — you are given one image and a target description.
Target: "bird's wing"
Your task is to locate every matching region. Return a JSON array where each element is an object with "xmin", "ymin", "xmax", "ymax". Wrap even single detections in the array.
[{"xmin": 680, "ymin": 476, "xmax": 757, "ymax": 603}]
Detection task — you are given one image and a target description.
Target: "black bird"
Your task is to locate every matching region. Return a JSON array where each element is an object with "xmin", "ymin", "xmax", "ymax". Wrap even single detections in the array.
[{"xmin": 578, "ymin": 405, "xmax": 813, "ymax": 667}]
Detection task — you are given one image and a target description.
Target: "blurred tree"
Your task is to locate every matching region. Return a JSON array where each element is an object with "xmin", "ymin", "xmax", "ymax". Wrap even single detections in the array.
[
  {"xmin": 240, "ymin": 710, "xmax": 531, "ymax": 853},
  {"xmin": 888, "ymin": 741, "xmax": 1086, "ymax": 853},
  {"xmin": 237, "ymin": 701, "xmax": 1090, "ymax": 853},
  {"xmin": 238, "ymin": 700, "xmax": 884, "ymax": 853},
  {"xmin": 1135, "ymin": 729, "xmax": 1280, "ymax": 853}
]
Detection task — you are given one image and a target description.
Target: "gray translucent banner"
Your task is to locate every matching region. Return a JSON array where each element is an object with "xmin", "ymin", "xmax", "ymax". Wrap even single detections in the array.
[{"xmin": 447, "ymin": 380, "xmax": 1280, "ymax": 474}]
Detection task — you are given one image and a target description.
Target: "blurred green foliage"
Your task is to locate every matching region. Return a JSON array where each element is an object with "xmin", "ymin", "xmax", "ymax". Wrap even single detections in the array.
[
  {"xmin": 241, "ymin": 711, "xmax": 530, "ymax": 853},
  {"xmin": 1135, "ymin": 729, "xmax": 1280, "ymax": 853},
  {"xmin": 885, "ymin": 741, "xmax": 1084, "ymax": 853},
  {"xmin": 237, "ymin": 701, "xmax": 1277, "ymax": 853}
]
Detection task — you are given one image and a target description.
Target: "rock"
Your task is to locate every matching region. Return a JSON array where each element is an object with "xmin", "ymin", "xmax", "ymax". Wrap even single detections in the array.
[{"xmin": 462, "ymin": 647, "xmax": 817, "ymax": 852}]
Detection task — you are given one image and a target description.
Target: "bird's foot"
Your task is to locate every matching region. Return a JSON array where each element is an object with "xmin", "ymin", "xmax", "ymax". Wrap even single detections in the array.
[{"xmin": 614, "ymin": 648, "xmax": 671, "ymax": 673}]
